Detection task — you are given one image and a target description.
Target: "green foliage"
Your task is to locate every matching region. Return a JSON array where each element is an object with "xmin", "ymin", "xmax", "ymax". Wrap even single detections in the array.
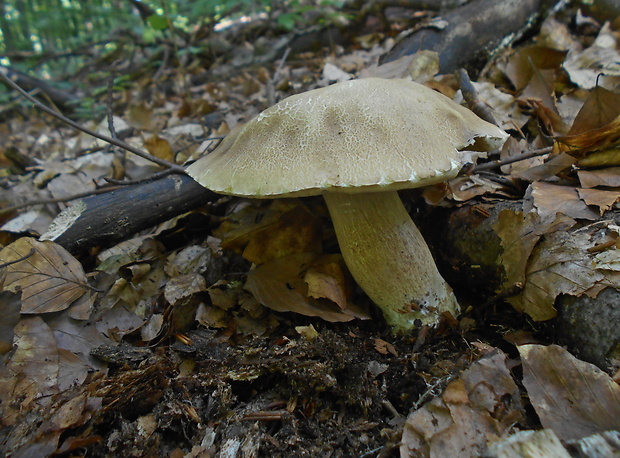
[{"xmin": 147, "ymin": 14, "xmax": 169, "ymax": 31}]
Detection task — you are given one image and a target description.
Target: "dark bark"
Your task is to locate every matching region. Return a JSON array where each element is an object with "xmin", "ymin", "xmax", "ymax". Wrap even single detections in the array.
[
  {"xmin": 51, "ymin": 173, "xmax": 215, "ymax": 253},
  {"xmin": 379, "ymin": 0, "xmax": 551, "ymax": 76}
]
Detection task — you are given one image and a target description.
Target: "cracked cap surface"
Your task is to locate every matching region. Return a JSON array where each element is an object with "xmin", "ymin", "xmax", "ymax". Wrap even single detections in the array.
[{"xmin": 187, "ymin": 78, "xmax": 508, "ymax": 198}]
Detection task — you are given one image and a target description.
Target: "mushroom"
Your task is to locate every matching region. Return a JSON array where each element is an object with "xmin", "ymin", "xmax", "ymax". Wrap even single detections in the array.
[{"xmin": 187, "ymin": 78, "xmax": 508, "ymax": 331}]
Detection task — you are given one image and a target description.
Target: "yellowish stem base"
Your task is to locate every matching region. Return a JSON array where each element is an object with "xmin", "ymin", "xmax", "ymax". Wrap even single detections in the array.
[{"xmin": 323, "ymin": 191, "xmax": 459, "ymax": 331}]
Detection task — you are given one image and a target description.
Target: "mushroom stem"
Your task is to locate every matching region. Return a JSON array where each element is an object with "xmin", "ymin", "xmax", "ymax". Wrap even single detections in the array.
[{"xmin": 323, "ymin": 190, "xmax": 459, "ymax": 331}]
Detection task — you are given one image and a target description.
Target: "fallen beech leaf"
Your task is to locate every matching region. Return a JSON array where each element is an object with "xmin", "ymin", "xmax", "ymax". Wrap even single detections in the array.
[
  {"xmin": 486, "ymin": 429, "xmax": 570, "ymax": 457},
  {"xmin": 304, "ymin": 258, "xmax": 350, "ymax": 310},
  {"xmin": 401, "ymin": 351, "xmax": 521, "ymax": 457},
  {"xmin": 512, "ymin": 151, "xmax": 576, "ymax": 182},
  {"xmin": 215, "ymin": 200, "xmax": 323, "ymax": 264},
  {"xmin": 50, "ymin": 391, "xmax": 89, "ymax": 430},
  {"xmin": 509, "ymin": 230, "xmax": 604, "ymax": 320},
  {"xmin": 494, "ymin": 210, "xmax": 606, "ymax": 321},
  {"xmin": 245, "ymin": 253, "xmax": 369, "ymax": 322},
  {"xmin": 0, "ymin": 237, "xmax": 95, "ymax": 314},
  {"xmin": 519, "ymin": 344, "xmax": 620, "ymax": 441},
  {"xmin": 577, "ymin": 188, "xmax": 620, "ymax": 215},
  {"xmin": 528, "ymin": 182, "xmax": 599, "ymax": 220},
  {"xmin": 126, "ymin": 101, "xmax": 155, "ymax": 130},
  {"xmin": 495, "ymin": 210, "xmax": 575, "ymax": 293},
  {"xmin": 559, "ymin": 116, "xmax": 620, "ymax": 160},
  {"xmin": 45, "ymin": 311, "xmax": 110, "ymax": 368},
  {"xmin": 577, "ymin": 147, "xmax": 620, "ymax": 168},
  {"xmin": 0, "ymin": 291, "xmax": 21, "ymax": 354},
  {"xmin": 144, "ymin": 135, "xmax": 173, "ymax": 162},
  {"xmin": 164, "ymin": 274, "xmax": 206, "ymax": 305},
  {"xmin": 57, "ymin": 349, "xmax": 91, "ymax": 391},
  {"xmin": 504, "ymin": 45, "xmax": 566, "ymax": 92},
  {"xmin": 563, "ymin": 45, "xmax": 620, "ymax": 90},
  {"xmin": 11, "ymin": 317, "xmax": 60, "ymax": 402},
  {"xmin": 568, "ymin": 85, "xmax": 620, "ymax": 136},
  {"xmin": 578, "ymin": 167, "xmax": 620, "ymax": 188},
  {"xmin": 374, "ymin": 338, "xmax": 398, "ymax": 356}
]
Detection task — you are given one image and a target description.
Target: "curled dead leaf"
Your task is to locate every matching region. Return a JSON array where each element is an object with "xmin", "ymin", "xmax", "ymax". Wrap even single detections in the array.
[{"xmin": 245, "ymin": 253, "xmax": 369, "ymax": 322}]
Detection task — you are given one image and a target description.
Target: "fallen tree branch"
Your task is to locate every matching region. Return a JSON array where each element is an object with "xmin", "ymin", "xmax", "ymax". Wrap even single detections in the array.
[
  {"xmin": 48, "ymin": 174, "xmax": 215, "ymax": 253},
  {"xmin": 379, "ymin": 0, "xmax": 555, "ymax": 76}
]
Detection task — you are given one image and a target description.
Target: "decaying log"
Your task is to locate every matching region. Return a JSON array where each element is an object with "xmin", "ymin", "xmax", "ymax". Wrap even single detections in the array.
[
  {"xmin": 380, "ymin": 0, "xmax": 552, "ymax": 76},
  {"xmin": 49, "ymin": 173, "xmax": 214, "ymax": 253}
]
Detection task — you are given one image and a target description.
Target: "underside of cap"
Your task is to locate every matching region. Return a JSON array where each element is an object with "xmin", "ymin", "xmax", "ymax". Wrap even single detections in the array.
[{"xmin": 187, "ymin": 78, "xmax": 508, "ymax": 198}]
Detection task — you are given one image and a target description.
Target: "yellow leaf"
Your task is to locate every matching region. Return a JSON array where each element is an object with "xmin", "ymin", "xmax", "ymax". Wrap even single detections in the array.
[
  {"xmin": 143, "ymin": 135, "xmax": 173, "ymax": 162},
  {"xmin": 245, "ymin": 253, "xmax": 369, "ymax": 322}
]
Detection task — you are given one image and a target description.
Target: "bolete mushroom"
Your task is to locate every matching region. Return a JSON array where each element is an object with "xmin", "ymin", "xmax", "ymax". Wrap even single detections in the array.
[{"xmin": 187, "ymin": 78, "xmax": 508, "ymax": 331}]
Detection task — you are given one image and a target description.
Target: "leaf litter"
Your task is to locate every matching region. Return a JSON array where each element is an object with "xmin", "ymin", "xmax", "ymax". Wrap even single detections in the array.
[{"xmin": 2, "ymin": 3, "xmax": 620, "ymax": 457}]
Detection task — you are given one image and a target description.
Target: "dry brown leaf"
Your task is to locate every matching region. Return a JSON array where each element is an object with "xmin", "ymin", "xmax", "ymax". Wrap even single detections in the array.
[
  {"xmin": 245, "ymin": 253, "xmax": 369, "ymax": 322},
  {"xmin": 4, "ymin": 317, "xmax": 60, "ymax": 424},
  {"xmin": 560, "ymin": 115, "xmax": 620, "ymax": 160},
  {"xmin": 45, "ymin": 311, "xmax": 110, "ymax": 368},
  {"xmin": 485, "ymin": 429, "xmax": 571, "ymax": 457},
  {"xmin": 509, "ymin": 229, "xmax": 604, "ymax": 320},
  {"xmin": 527, "ymin": 182, "xmax": 600, "ymax": 220},
  {"xmin": 95, "ymin": 303, "xmax": 146, "ymax": 340},
  {"xmin": 57, "ymin": 348, "xmax": 91, "ymax": 391},
  {"xmin": 164, "ymin": 244, "xmax": 215, "ymax": 277},
  {"xmin": 504, "ymin": 45, "xmax": 567, "ymax": 92},
  {"xmin": 126, "ymin": 101, "xmax": 155, "ymax": 130},
  {"xmin": 563, "ymin": 45, "xmax": 620, "ymax": 90},
  {"xmin": 401, "ymin": 351, "xmax": 521, "ymax": 457},
  {"xmin": 578, "ymin": 167, "xmax": 620, "ymax": 188},
  {"xmin": 495, "ymin": 209, "xmax": 576, "ymax": 295},
  {"xmin": 102, "ymin": 260, "xmax": 166, "ymax": 314},
  {"xmin": 577, "ymin": 188, "xmax": 620, "ymax": 215},
  {"xmin": 577, "ymin": 147, "xmax": 620, "ymax": 168},
  {"xmin": 493, "ymin": 210, "xmax": 612, "ymax": 321},
  {"xmin": 512, "ymin": 152, "xmax": 576, "ymax": 182},
  {"xmin": 164, "ymin": 274, "xmax": 206, "ymax": 305},
  {"xmin": 304, "ymin": 257, "xmax": 350, "ymax": 310},
  {"xmin": 0, "ymin": 291, "xmax": 21, "ymax": 354},
  {"xmin": 215, "ymin": 200, "xmax": 323, "ymax": 265},
  {"xmin": 196, "ymin": 302, "xmax": 230, "ymax": 329},
  {"xmin": 568, "ymin": 86, "xmax": 620, "ymax": 136},
  {"xmin": 0, "ymin": 237, "xmax": 95, "ymax": 315},
  {"xmin": 519, "ymin": 344, "xmax": 620, "ymax": 442},
  {"xmin": 143, "ymin": 135, "xmax": 173, "ymax": 162},
  {"xmin": 374, "ymin": 338, "xmax": 398, "ymax": 357},
  {"xmin": 207, "ymin": 281, "xmax": 240, "ymax": 311},
  {"xmin": 558, "ymin": 85, "xmax": 620, "ymax": 162}
]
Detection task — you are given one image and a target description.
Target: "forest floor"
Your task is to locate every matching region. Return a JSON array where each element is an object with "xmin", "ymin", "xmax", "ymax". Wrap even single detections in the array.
[{"xmin": 2, "ymin": 1, "xmax": 620, "ymax": 457}]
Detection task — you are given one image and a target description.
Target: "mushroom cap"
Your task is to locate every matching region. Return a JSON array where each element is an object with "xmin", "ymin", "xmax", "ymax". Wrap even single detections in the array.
[{"xmin": 187, "ymin": 78, "xmax": 508, "ymax": 198}]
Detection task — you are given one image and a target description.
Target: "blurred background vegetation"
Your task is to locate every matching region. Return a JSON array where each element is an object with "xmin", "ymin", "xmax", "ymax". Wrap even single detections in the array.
[
  {"xmin": 0, "ymin": 0, "xmax": 347, "ymax": 76},
  {"xmin": 0, "ymin": 0, "xmax": 350, "ymax": 116}
]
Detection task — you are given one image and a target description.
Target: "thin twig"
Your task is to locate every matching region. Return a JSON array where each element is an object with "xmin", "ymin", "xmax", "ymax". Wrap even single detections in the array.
[
  {"xmin": 455, "ymin": 68, "xmax": 498, "ymax": 126},
  {"xmin": 473, "ymin": 146, "xmax": 554, "ymax": 172},
  {"xmin": 0, "ymin": 71, "xmax": 186, "ymax": 173}
]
